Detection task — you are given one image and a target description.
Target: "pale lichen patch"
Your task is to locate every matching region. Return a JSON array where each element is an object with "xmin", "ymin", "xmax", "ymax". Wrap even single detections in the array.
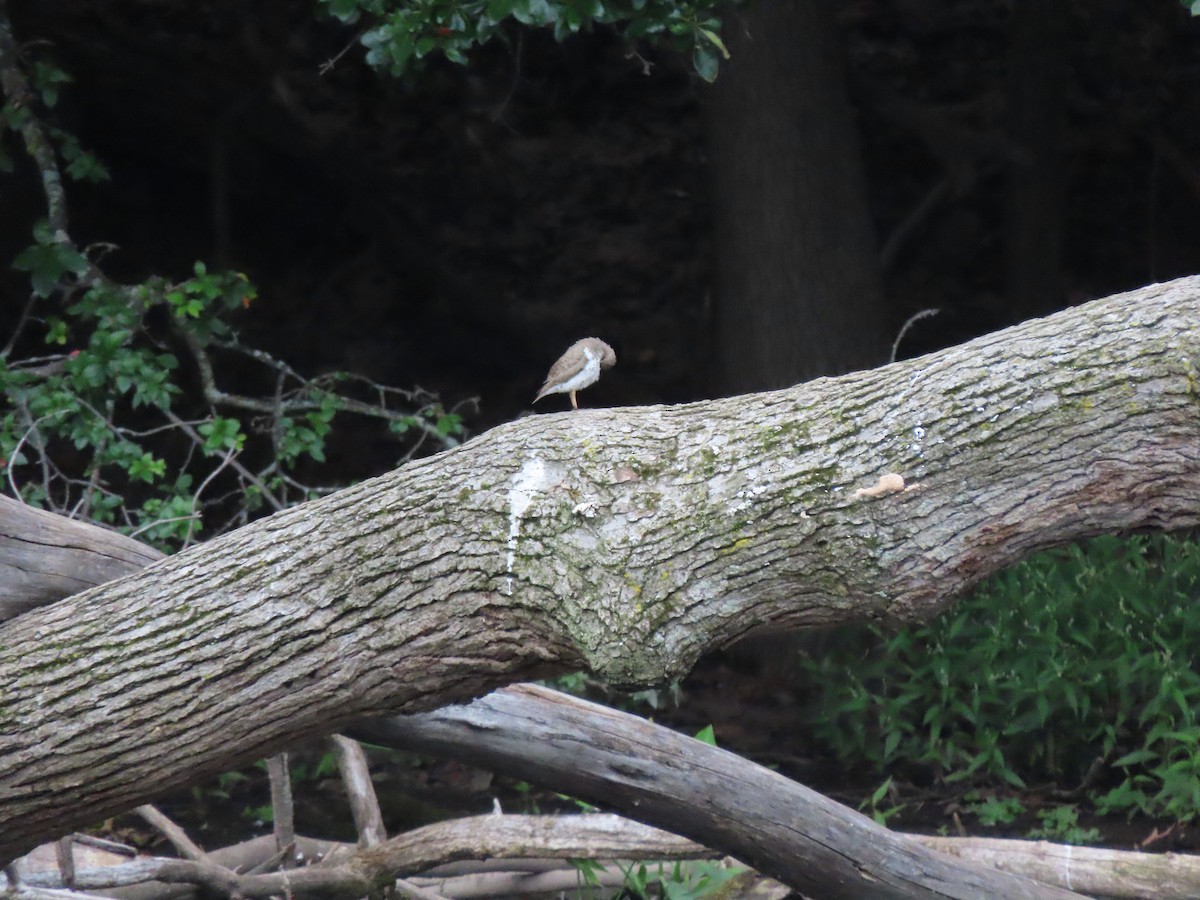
[{"xmin": 505, "ymin": 456, "xmax": 550, "ymax": 595}]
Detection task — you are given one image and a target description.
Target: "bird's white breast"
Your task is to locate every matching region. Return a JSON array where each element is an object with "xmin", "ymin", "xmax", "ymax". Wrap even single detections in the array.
[{"xmin": 555, "ymin": 347, "xmax": 603, "ymax": 393}]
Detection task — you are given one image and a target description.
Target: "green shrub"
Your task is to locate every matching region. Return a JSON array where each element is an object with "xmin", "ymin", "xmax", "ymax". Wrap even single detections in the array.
[{"xmin": 797, "ymin": 533, "xmax": 1200, "ymax": 821}]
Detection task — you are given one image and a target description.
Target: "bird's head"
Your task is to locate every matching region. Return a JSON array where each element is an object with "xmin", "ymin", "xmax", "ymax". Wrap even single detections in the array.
[{"xmin": 598, "ymin": 341, "xmax": 617, "ymax": 369}]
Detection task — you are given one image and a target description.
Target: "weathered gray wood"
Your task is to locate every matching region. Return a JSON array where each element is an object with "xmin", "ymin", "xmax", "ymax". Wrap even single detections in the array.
[
  {"xmin": 1, "ymin": 278, "xmax": 1198, "ymax": 867},
  {"xmin": 917, "ymin": 835, "xmax": 1200, "ymax": 900},
  {"xmin": 0, "ymin": 495, "xmax": 163, "ymax": 622},
  {"xmin": 353, "ymin": 685, "xmax": 1081, "ymax": 900},
  {"xmin": 9, "ymin": 815, "xmax": 708, "ymax": 898}
]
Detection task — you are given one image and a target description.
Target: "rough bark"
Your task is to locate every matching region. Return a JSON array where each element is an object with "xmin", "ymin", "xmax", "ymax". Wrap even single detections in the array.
[
  {"xmin": 705, "ymin": 0, "xmax": 889, "ymax": 392},
  {"xmin": 1, "ymin": 278, "xmax": 1198, "ymax": 865}
]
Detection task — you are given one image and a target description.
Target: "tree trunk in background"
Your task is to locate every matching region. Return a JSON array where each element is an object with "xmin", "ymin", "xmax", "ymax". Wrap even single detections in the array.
[
  {"xmin": 1005, "ymin": 0, "xmax": 1068, "ymax": 318},
  {"xmin": 705, "ymin": 0, "xmax": 888, "ymax": 394}
]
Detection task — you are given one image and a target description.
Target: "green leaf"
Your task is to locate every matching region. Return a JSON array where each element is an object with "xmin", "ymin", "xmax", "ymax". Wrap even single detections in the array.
[
  {"xmin": 692, "ymin": 44, "xmax": 719, "ymax": 83},
  {"xmin": 693, "ymin": 724, "xmax": 717, "ymax": 746},
  {"xmin": 699, "ymin": 27, "xmax": 729, "ymax": 58},
  {"xmin": 328, "ymin": 0, "xmax": 361, "ymax": 20},
  {"xmin": 44, "ymin": 317, "xmax": 68, "ymax": 345},
  {"xmin": 65, "ymin": 151, "xmax": 110, "ymax": 182},
  {"xmin": 13, "ymin": 238, "xmax": 89, "ymax": 298}
]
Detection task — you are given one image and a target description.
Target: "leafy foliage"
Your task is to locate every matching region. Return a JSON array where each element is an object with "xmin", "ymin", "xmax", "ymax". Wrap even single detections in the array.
[
  {"xmin": 570, "ymin": 858, "xmax": 743, "ymax": 900},
  {"xmin": 797, "ymin": 533, "xmax": 1200, "ymax": 822},
  {"xmin": 1, "ymin": 44, "xmax": 471, "ymax": 552},
  {"xmin": 318, "ymin": 0, "xmax": 730, "ymax": 81},
  {"xmin": 1026, "ymin": 805, "xmax": 1101, "ymax": 846},
  {"xmin": 2, "ymin": 256, "xmax": 470, "ymax": 549}
]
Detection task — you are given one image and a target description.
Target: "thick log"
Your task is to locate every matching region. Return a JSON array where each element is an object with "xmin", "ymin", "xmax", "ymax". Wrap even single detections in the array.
[
  {"xmin": 1, "ymin": 278, "xmax": 1198, "ymax": 866},
  {"xmin": 0, "ymin": 495, "xmax": 164, "ymax": 622}
]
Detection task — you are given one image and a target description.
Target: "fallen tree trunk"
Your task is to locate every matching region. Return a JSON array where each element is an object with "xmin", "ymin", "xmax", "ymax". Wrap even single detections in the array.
[
  {"xmin": 1, "ymin": 278, "xmax": 1198, "ymax": 869},
  {"xmin": 354, "ymin": 685, "xmax": 1081, "ymax": 899}
]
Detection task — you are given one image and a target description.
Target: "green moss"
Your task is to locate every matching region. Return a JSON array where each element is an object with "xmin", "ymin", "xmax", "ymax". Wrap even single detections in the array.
[
  {"xmin": 717, "ymin": 536, "xmax": 753, "ymax": 556},
  {"xmin": 629, "ymin": 458, "xmax": 666, "ymax": 479},
  {"xmin": 635, "ymin": 490, "xmax": 662, "ymax": 512}
]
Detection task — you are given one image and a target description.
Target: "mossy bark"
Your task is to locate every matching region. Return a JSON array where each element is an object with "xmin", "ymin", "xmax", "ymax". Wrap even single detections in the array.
[{"xmin": 1, "ymin": 277, "xmax": 1198, "ymax": 863}]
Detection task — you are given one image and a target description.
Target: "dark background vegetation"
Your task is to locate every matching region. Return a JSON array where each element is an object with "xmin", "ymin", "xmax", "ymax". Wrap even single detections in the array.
[
  {"xmin": 4, "ymin": 0, "xmax": 1200, "ymax": 858},
  {"xmin": 7, "ymin": 1, "xmax": 1200, "ymax": 434}
]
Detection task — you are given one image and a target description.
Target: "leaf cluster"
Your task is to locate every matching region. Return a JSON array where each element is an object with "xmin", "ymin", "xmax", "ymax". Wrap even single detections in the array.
[
  {"xmin": 2, "ymin": 255, "xmax": 470, "ymax": 549},
  {"xmin": 319, "ymin": 0, "xmax": 730, "ymax": 81},
  {"xmin": 797, "ymin": 533, "xmax": 1200, "ymax": 823},
  {"xmin": 573, "ymin": 857, "xmax": 743, "ymax": 900},
  {"xmin": 1, "ymin": 46, "xmax": 471, "ymax": 551}
]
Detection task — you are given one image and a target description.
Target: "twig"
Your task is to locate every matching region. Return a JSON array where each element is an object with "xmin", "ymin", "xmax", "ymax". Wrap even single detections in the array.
[
  {"xmin": 318, "ymin": 28, "xmax": 367, "ymax": 76},
  {"xmin": 331, "ymin": 734, "xmax": 387, "ymax": 847},
  {"xmin": 880, "ymin": 176, "xmax": 951, "ymax": 273},
  {"xmin": 0, "ymin": 13, "xmax": 68, "ymax": 235},
  {"xmin": 53, "ymin": 837, "xmax": 74, "ymax": 889},
  {"xmin": 265, "ymin": 754, "xmax": 295, "ymax": 858},
  {"xmin": 136, "ymin": 804, "xmax": 209, "ymax": 861},
  {"xmin": 889, "ymin": 308, "xmax": 941, "ymax": 363},
  {"xmin": 6, "ymin": 410, "xmax": 68, "ymax": 500},
  {"xmin": 1, "ymin": 296, "xmax": 39, "ymax": 358},
  {"xmin": 13, "ymin": 815, "xmax": 710, "ymax": 897},
  {"xmin": 183, "ymin": 444, "xmax": 241, "ymax": 547},
  {"xmin": 162, "ymin": 409, "xmax": 285, "ymax": 512}
]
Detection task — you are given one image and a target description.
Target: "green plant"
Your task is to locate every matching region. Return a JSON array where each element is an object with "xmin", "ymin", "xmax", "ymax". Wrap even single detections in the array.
[
  {"xmin": 859, "ymin": 775, "xmax": 905, "ymax": 826},
  {"xmin": 964, "ymin": 792, "xmax": 1025, "ymax": 827},
  {"xmin": 693, "ymin": 724, "xmax": 717, "ymax": 746},
  {"xmin": 1, "ymin": 41, "xmax": 472, "ymax": 552},
  {"xmin": 604, "ymin": 859, "xmax": 742, "ymax": 900},
  {"xmin": 796, "ymin": 533, "xmax": 1200, "ymax": 821},
  {"xmin": 1026, "ymin": 805, "xmax": 1101, "ymax": 845},
  {"xmin": 318, "ymin": 0, "xmax": 730, "ymax": 82}
]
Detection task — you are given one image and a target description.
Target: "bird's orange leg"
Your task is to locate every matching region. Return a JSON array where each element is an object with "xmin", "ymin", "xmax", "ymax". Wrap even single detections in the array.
[{"xmin": 569, "ymin": 390, "xmax": 579, "ymax": 410}]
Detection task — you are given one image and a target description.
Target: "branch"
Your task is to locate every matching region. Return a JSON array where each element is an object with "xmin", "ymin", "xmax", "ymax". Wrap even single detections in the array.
[
  {"xmin": 353, "ymin": 685, "xmax": 1080, "ymax": 900},
  {"xmin": 0, "ymin": 12, "xmax": 68, "ymax": 235},
  {"xmin": 8, "ymin": 815, "xmax": 708, "ymax": 900},
  {"xmin": 331, "ymin": 735, "xmax": 387, "ymax": 847}
]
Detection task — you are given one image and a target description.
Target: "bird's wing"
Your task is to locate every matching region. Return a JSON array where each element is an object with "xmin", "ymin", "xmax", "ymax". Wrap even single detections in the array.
[{"xmin": 534, "ymin": 343, "xmax": 588, "ymax": 400}]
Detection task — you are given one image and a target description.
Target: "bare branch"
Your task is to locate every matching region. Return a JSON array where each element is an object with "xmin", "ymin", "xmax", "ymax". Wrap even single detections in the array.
[
  {"xmin": 331, "ymin": 735, "xmax": 387, "ymax": 848},
  {"xmin": 9, "ymin": 816, "xmax": 709, "ymax": 900},
  {"xmin": 135, "ymin": 806, "xmax": 208, "ymax": 862},
  {"xmin": 265, "ymin": 754, "xmax": 295, "ymax": 856},
  {"xmin": 0, "ymin": 15, "xmax": 69, "ymax": 234}
]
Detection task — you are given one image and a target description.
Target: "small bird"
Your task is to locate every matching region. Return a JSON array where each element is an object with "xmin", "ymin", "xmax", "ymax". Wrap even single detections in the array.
[{"xmin": 534, "ymin": 337, "xmax": 616, "ymax": 410}]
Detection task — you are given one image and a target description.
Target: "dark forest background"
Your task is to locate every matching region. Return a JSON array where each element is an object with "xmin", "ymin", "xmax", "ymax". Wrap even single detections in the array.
[{"xmin": 5, "ymin": 0, "xmax": 1199, "ymax": 454}]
